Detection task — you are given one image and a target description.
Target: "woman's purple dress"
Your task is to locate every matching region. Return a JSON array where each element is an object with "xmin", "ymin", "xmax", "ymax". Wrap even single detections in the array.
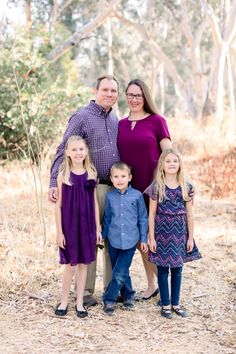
[
  {"xmin": 59, "ymin": 172, "xmax": 97, "ymax": 265},
  {"xmin": 117, "ymin": 114, "xmax": 170, "ymax": 193}
]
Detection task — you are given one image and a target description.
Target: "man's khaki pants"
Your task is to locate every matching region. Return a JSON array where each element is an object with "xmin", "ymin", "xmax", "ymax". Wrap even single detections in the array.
[{"xmin": 83, "ymin": 184, "xmax": 112, "ymax": 296}]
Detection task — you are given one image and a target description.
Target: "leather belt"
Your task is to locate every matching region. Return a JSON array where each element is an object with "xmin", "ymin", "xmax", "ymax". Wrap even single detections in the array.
[{"xmin": 99, "ymin": 179, "xmax": 112, "ymax": 186}]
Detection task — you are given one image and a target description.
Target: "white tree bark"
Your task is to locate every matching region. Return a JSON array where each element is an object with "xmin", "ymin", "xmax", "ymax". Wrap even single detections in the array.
[
  {"xmin": 200, "ymin": 0, "xmax": 236, "ymax": 126},
  {"xmin": 48, "ymin": 0, "xmax": 121, "ymax": 62},
  {"xmin": 114, "ymin": 11, "xmax": 196, "ymax": 116},
  {"xmin": 181, "ymin": 0, "xmax": 207, "ymax": 99}
]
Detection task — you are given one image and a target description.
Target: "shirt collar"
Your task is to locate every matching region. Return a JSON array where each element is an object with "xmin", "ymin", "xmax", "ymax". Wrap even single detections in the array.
[
  {"xmin": 89, "ymin": 100, "xmax": 113, "ymax": 116},
  {"xmin": 114, "ymin": 185, "xmax": 132, "ymax": 195}
]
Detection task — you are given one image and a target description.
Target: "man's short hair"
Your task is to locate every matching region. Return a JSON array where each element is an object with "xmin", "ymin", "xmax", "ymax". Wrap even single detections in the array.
[
  {"xmin": 96, "ymin": 75, "xmax": 119, "ymax": 90},
  {"xmin": 110, "ymin": 162, "xmax": 132, "ymax": 176}
]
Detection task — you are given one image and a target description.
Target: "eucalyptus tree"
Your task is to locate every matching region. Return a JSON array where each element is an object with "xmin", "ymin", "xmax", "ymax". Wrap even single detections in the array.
[{"xmin": 46, "ymin": 0, "xmax": 236, "ymax": 138}]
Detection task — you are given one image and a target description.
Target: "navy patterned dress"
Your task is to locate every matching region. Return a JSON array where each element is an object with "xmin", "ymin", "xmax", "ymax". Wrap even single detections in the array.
[{"xmin": 145, "ymin": 182, "xmax": 200, "ymax": 268}]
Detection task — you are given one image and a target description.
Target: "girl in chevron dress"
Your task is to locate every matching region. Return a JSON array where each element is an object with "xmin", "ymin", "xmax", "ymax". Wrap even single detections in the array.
[{"xmin": 145, "ymin": 148, "xmax": 201, "ymax": 319}]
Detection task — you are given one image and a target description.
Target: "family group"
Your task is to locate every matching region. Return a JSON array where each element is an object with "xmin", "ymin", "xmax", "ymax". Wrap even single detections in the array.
[{"xmin": 48, "ymin": 75, "xmax": 201, "ymax": 320}]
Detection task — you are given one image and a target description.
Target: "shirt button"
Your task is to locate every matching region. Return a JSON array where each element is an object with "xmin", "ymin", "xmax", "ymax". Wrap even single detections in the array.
[
  {"xmin": 112, "ymin": 154, "xmax": 115, "ymax": 157},
  {"xmin": 121, "ymin": 233, "xmax": 124, "ymax": 235},
  {"xmin": 121, "ymin": 224, "xmax": 124, "ymax": 226},
  {"xmin": 121, "ymin": 204, "xmax": 123, "ymax": 206},
  {"xmin": 121, "ymin": 214, "xmax": 123, "ymax": 216}
]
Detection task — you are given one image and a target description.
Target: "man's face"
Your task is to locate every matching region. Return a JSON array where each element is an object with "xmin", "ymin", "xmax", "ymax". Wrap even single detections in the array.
[{"xmin": 95, "ymin": 78, "xmax": 119, "ymax": 110}]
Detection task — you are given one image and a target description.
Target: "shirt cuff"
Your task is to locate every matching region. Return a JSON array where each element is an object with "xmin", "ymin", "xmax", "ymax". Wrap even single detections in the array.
[
  {"xmin": 49, "ymin": 180, "xmax": 58, "ymax": 189},
  {"xmin": 140, "ymin": 235, "xmax": 148, "ymax": 243}
]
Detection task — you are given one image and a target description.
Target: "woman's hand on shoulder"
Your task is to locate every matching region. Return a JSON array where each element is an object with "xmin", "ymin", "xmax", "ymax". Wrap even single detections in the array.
[{"xmin": 56, "ymin": 232, "xmax": 66, "ymax": 249}]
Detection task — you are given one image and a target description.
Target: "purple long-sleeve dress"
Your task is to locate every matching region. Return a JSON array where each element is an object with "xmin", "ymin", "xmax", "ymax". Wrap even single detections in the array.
[
  {"xmin": 117, "ymin": 114, "xmax": 170, "ymax": 193},
  {"xmin": 59, "ymin": 172, "xmax": 97, "ymax": 265}
]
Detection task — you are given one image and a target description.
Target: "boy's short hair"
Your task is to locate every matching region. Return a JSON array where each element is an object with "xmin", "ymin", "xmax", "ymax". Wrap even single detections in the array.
[{"xmin": 110, "ymin": 162, "xmax": 132, "ymax": 175}]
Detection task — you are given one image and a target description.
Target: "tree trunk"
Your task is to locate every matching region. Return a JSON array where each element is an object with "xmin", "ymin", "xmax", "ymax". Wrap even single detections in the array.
[
  {"xmin": 158, "ymin": 64, "xmax": 165, "ymax": 113},
  {"xmin": 226, "ymin": 51, "xmax": 236, "ymax": 141},
  {"xmin": 106, "ymin": 18, "xmax": 113, "ymax": 75},
  {"xmin": 215, "ymin": 42, "xmax": 228, "ymax": 125},
  {"xmin": 25, "ymin": 0, "xmax": 32, "ymax": 29},
  {"xmin": 200, "ymin": 0, "xmax": 236, "ymax": 129}
]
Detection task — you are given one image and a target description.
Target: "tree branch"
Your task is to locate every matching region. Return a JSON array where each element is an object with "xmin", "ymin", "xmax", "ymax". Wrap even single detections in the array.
[
  {"xmin": 48, "ymin": 0, "xmax": 121, "ymax": 62},
  {"xmin": 114, "ymin": 11, "xmax": 185, "ymax": 92}
]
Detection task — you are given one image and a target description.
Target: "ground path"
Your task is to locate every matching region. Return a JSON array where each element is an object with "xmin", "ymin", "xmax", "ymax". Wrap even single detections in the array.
[{"xmin": 0, "ymin": 180, "xmax": 235, "ymax": 354}]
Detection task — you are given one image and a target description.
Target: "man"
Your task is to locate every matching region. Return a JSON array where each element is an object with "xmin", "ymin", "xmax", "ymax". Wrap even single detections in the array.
[{"xmin": 49, "ymin": 74, "xmax": 120, "ymax": 307}]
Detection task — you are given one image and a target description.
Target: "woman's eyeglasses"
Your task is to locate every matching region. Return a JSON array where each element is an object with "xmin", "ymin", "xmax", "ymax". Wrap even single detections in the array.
[{"xmin": 126, "ymin": 93, "xmax": 143, "ymax": 100}]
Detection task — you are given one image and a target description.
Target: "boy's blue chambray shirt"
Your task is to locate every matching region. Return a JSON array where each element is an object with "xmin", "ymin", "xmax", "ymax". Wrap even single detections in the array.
[{"xmin": 102, "ymin": 186, "xmax": 148, "ymax": 250}]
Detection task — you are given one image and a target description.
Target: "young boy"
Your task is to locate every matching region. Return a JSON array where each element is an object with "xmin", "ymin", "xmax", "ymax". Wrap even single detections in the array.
[{"xmin": 102, "ymin": 162, "xmax": 148, "ymax": 315}]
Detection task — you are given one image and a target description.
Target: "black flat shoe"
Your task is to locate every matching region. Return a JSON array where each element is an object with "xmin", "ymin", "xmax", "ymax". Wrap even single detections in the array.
[
  {"xmin": 75, "ymin": 305, "xmax": 88, "ymax": 318},
  {"xmin": 55, "ymin": 304, "xmax": 68, "ymax": 316},
  {"xmin": 161, "ymin": 307, "xmax": 173, "ymax": 319},
  {"xmin": 103, "ymin": 303, "xmax": 115, "ymax": 315},
  {"xmin": 142, "ymin": 288, "xmax": 159, "ymax": 300},
  {"xmin": 83, "ymin": 295, "xmax": 98, "ymax": 308},
  {"xmin": 172, "ymin": 306, "xmax": 188, "ymax": 318}
]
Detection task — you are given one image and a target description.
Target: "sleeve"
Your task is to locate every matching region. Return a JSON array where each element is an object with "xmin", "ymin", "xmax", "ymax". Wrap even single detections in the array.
[
  {"xmin": 157, "ymin": 115, "xmax": 171, "ymax": 142},
  {"xmin": 188, "ymin": 183, "xmax": 194, "ymax": 200},
  {"xmin": 49, "ymin": 112, "xmax": 84, "ymax": 188},
  {"xmin": 102, "ymin": 194, "xmax": 111, "ymax": 239},
  {"xmin": 137, "ymin": 194, "xmax": 148, "ymax": 243},
  {"xmin": 144, "ymin": 181, "xmax": 159, "ymax": 201}
]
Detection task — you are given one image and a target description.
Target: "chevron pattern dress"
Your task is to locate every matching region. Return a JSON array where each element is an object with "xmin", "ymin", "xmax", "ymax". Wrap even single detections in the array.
[{"xmin": 145, "ymin": 182, "xmax": 193, "ymax": 268}]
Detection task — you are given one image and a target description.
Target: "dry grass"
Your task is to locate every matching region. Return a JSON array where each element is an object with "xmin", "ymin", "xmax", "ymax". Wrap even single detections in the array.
[
  {"xmin": 169, "ymin": 117, "xmax": 236, "ymax": 199},
  {"xmin": 0, "ymin": 124, "xmax": 236, "ymax": 353}
]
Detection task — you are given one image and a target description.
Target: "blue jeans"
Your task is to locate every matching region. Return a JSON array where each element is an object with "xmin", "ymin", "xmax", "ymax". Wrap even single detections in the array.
[
  {"xmin": 103, "ymin": 244, "xmax": 136, "ymax": 304},
  {"xmin": 157, "ymin": 266, "xmax": 183, "ymax": 306}
]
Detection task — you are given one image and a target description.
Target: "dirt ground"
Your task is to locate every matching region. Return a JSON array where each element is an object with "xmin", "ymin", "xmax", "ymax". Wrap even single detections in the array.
[{"xmin": 0, "ymin": 165, "xmax": 236, "ymax": 354}]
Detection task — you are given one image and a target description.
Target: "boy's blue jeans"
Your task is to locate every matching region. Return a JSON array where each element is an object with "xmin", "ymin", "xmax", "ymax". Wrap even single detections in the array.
[
  {"xmin": 157, "ymin": 266, "xmax": 183, "ymax": 306},
  {"xmin": 103, "ymin": 244, "xmax": 136, "ymax": 304}
]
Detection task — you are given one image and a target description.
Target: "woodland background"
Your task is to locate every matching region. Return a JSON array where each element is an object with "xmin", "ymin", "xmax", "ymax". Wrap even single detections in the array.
[{"xmin": 0, "ymin": 1, "xmax": 236, "ymax": 354}]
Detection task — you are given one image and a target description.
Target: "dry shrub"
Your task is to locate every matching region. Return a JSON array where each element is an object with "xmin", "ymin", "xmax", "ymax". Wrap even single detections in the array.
[
  {"xmin": 168, "ymin": 117, "xmax": 236, "ymax": 199},
  {"xmin": 195, "ymin": 147, "xmax": 236, "ymax": 199}
]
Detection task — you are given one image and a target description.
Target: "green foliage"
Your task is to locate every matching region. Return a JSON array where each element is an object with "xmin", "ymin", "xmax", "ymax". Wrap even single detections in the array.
[{"xmin": 0, "ymin": 28, "xmax": 90, "ymax": 160}]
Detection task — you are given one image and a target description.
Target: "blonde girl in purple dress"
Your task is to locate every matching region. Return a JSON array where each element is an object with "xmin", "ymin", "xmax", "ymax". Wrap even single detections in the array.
[
  {"xmin": 55, "ymin": 135, "xmax": 102, "ymax": 318},
  {"xmin": 145, "ymin": 148, "xmax": 200, "ymax": 319}
]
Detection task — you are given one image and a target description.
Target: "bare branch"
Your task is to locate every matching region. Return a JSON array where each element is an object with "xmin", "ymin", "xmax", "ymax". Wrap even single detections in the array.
[
  {"xmin": 114, "ymin": 11, "xmax": 185, "ymax": 91},
  {"xmin": 48, "ymin": 0, "xmax": 121, "ymax": 62}
]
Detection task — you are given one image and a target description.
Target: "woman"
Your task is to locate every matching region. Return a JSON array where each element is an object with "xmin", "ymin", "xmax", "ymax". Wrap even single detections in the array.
[{"xmin": 117, "ymin": 79, "xmax": 172, "ymax": 300}]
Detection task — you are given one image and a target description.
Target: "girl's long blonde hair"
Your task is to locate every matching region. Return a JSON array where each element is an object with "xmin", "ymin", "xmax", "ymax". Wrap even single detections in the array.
[
  {"xmin": 154, "ymin": 148, "xmax": 192, "ymax": 202},
  {"xmin": 60, "ymin": 135, "xmax": 97, "ymax": 185}
]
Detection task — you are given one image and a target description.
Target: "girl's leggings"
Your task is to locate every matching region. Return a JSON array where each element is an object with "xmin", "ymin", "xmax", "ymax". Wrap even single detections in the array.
[{"xmin": 157, "ymin": 266, "xmax": 183, "ymax": 306}]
